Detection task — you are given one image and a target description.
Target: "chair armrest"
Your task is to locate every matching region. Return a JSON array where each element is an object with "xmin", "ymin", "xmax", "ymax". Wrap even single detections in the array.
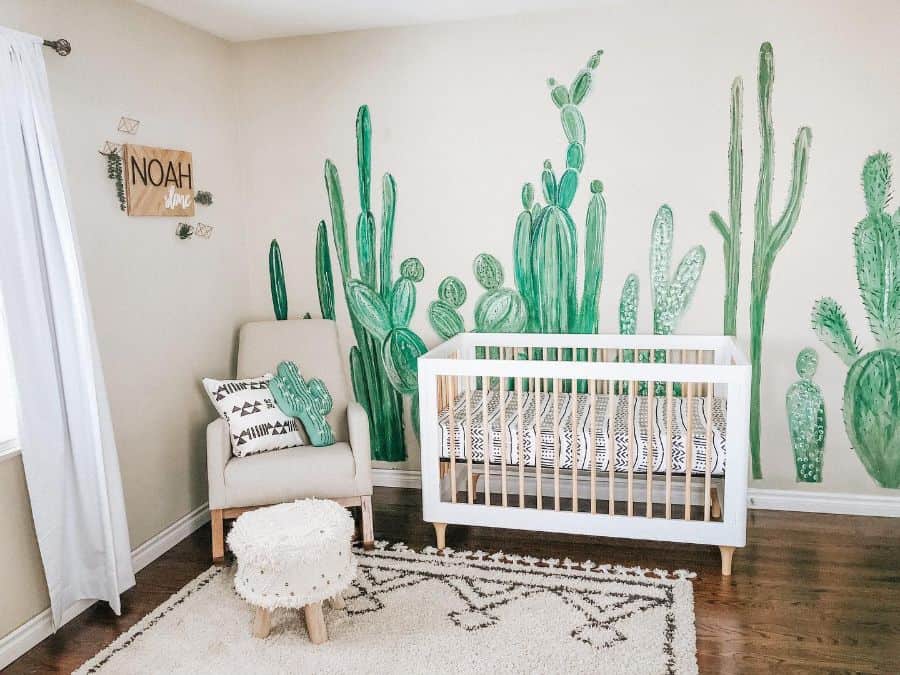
[
  {"xmin": 347, "ymin": 401, "xmax": 373, "ymax": 492},
  {"xmin": 206, "ymin": 418, "xmax": 231, "ymax": 509}
]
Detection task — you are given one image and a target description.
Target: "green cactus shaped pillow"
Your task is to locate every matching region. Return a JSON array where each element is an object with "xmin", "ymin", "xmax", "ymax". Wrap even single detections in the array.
[{"xmin": 269, "ymin": 361, "xmax": 335, "ymax": 447}]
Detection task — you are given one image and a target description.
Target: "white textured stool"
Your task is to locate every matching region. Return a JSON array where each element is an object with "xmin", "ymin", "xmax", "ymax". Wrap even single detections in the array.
[{"xmin": 227, "ymin": 499, "xmax": 356, "ymax": 643}]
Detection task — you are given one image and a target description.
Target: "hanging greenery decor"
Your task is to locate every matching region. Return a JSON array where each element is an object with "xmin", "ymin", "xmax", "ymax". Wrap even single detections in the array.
[
  {"xmin": 195, "ymin": 190, "xmax": 214, "ymax": 206},
  {"xmin": 101, "ymin": 150, "xmax": 126, "ymax": 211}
]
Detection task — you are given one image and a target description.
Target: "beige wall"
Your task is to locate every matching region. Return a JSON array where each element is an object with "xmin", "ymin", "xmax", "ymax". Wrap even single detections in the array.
[
  {"xmin": 0, "ymin": 0, "xmax": 245, "ymax": 639},
  {"xmin": 233, "ymin": 0, "xmax": 900, "ymax": 487}
]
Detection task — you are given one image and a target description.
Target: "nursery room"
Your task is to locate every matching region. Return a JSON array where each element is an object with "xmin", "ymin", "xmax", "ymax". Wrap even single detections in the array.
[{"xmin": 0, "ymin": 0, "xmax": 897, "ymax": 672}]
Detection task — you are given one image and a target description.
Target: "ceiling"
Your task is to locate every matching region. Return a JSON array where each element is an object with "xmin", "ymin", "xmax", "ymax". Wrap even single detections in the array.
[{"xmin": 134, "ymin": 0, "xmax": 591, "ymax": 42}]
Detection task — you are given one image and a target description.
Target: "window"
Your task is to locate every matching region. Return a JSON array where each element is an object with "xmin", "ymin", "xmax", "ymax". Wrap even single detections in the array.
[{"xmin": 0, "ymin": 299, "xmax": 18, "ymax": 456}]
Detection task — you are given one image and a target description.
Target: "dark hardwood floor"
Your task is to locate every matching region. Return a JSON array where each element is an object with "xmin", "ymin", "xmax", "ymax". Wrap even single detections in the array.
[{"xmin": 6, "ymin": 487, "xmax": 899, "ymax": 673}]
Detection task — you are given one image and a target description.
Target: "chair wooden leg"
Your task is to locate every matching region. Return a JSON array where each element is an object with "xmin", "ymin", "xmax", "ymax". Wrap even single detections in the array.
[
  {"xmin": 304, "ymin": 602, "xmax": 327, "ymax": 644},
  {"xmin": 252, "ymin": 607, "xmax": 271, "ymax": 638},
  {"xmin": 433, "ymin": 522, "xmax": 447, "ymax": 549},
  {"xmin": 360, "ymin": 495, "xmax": 375, "ymax": 550},
  {"xmin": 710, "ymin": 487, "xmax": 722, "ymax": 520},
  {"xmin": 211, "ymin": 509, "xmax": 225, "ymax": 563},
  {"xmin": 719, "ymin": 545, "xmax": 736, "ymax": 576}
]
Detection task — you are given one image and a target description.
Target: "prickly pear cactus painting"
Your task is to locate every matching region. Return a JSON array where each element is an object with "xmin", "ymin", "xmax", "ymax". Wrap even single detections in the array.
[
  {"xmin": 812, "ymin": 152, "xmax": 900, "ymax": 489},
  {"xmin": 269, "ymin": 360, "xmax": 335, "ymax": 447},
  {"xmin": 786, "ymin": 348, "xmax": 826, "ymax": 483},
  {"xmin": 428, "ymin": 276, "xmax": 467, "ymax": 340},
  {"xmin": 749, "ymin": 42, "xmax": 812, "ymax": 479}
]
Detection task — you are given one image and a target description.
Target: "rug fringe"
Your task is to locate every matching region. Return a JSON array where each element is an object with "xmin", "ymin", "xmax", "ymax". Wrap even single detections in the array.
[{"xmin": 363, "ymin": 540, "xmax": 696, "ymax": 580}]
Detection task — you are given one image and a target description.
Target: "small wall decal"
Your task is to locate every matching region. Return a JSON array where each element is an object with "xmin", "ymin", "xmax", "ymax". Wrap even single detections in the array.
[
  {"xmin": 194, "ymin": 222, "xmax": 214, "ymax": 239},
  {"xmin": 100, "ymin": 140, "xmax": 121, "ymax": 155},
  {"xmin": 117, "ymin": 116, "xmax": 140, "ymax": 135},
  {"xmin": 811, "ymin": 152, "xmax": 899, "ymax": 489},
  {"xmin": 122, "ymin": 144, "xmax": 194, "ymax": 216},
  {"xmin": 195, "ymin": 190, "xmax": 213, "ymax": 206},
  {"xmin": 175, "ymin": 222, "xmax": 194, "ymax": 240},
  {"xmin": 786, "ymin": 348, "xmax": 826, "ymax": 483}
]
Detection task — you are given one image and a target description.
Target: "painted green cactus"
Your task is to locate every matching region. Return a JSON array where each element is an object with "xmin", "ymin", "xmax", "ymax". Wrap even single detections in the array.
[
  {"xmin": 749, "ymin": 42, "xmax": 812, "ymax": 479},
  {"xmin": 472, "ymin": 254, "xmax": 528, "ymax": 333},
  {"xmin": 650, "ymin": 205, "xmax": 706, "ymax": 338},
  {"xmin": 321, "ymin": 104, "xmax": 427, "ymax": 460},
  {"xmin": 710, "ymin": 77, "xmax": 744, "ymax": 337},
  {"xmin": 316, "ymin": 221, "xmax": 335, "ymax": 320},
  {"xmin": 269, "ymin": 360, "xmax": 334, "ymax": 447},
  {"xmin": 269, "ymin": 239, "xmax": 288, "ymax": 320},
  {"xmin": 428, "ymin": 276, "xmax": 467, "ymax": 340},
  {"xmin": 786, "ymin": 348, "xmax": 826, "ymax": 483},
  {"xmin": 513, "ymin": 51, "xmax": 607, "ymax": 334},
  {"xmin": 812, "ymin": 152, "xmax": 899, "ymax": 489},
  {"xmin": 618, "ymin": 206, "xmax": 705, "ymax": 394}
]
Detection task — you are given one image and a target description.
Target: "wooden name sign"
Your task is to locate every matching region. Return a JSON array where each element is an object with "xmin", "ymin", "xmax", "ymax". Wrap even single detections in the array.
[{"xmin": 122, "ymin": 144, "xmax": 194, "ymax": 216}]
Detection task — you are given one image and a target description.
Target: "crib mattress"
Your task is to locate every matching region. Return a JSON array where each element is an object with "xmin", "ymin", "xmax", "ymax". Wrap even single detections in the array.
[{"xmin": 437, "ymin": 390, "xmax": 727, "ymax": 476}]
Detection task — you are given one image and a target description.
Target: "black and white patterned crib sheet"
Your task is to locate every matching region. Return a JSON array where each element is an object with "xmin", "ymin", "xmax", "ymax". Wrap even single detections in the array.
[{"xmin": 437, "ymin": 390, "xmax": 727, "ymax": 476}]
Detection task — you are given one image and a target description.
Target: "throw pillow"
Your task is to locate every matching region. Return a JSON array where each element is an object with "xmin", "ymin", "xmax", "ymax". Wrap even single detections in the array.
[{"xmin": 203, "ymin": 375, "xmax": 305, "ymax": 457}]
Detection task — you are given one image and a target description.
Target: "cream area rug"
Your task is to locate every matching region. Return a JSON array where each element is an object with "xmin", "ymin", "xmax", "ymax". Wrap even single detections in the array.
[{"xmin": 75, "ymin": 543, "xmax": 698, "ymax": 675}]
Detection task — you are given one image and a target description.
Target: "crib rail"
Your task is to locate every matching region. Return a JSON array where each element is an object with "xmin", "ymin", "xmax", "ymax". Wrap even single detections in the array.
[{"xmin": 419, "ymin": 334, "xmax": 751, "ymax": 548}]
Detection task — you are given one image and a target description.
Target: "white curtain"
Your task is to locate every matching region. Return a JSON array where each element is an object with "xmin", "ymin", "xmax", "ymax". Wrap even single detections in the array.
[{"xmin": 0, "ymin": 27, "xmax": 134, "ymax": 628}]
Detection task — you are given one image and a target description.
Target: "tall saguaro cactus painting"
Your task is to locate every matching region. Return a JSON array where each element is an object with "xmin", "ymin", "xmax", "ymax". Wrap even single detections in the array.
[
  {"xmin": 710, "ymin": 77, "xmax": 744, "ymax": 337},
  {"xmin": 749, "ymin": 42, "xmax": 812, "ymax": 478},
  {"xmin": 811, "ymin": 152, "xmax": 899, "ymax": 489}
]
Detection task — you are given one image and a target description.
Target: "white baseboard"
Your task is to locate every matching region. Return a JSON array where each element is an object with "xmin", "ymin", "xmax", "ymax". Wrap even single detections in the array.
[
  {"xmin": 746, "ymin": 489, "xmax": 900, "ymax": 517},
  {"xmin": 0, "ymin": 502, "xmax": 210, "ymax": 670},
  {"xmin": 372, "ymin": 469, "xmax": 900, "ymax": 517}
]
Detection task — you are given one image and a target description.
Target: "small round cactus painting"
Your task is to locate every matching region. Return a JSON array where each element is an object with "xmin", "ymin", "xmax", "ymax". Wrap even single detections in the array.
[{"xmin": 786, "ymin": 348, "xmax": 826, "ymax": 483}]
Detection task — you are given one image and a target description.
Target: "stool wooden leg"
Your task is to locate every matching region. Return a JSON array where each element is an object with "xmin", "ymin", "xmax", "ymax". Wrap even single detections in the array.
[
  {"xmin": 330, "ymin": 592, "xmax": 346, "ymax": 610},
  {"xmin": 252, "ymin": 607, "xmax": 271, "ymax": 638},
  {"xmin": 211, "ymin": 509, "xmax": 225, "ymax": 563},
  {"xmin": 719, "ymin": 545, "xmax": 736, "ymax": 576},
  {"xmin": 360, "ymin": 495, "xmax": 375, "ymax": 550},
  {"xmin": 304, "ymin": 602, "xmax": 327, "ymax": 644},
  {"xmin": 433, "ymin": 522, "xmax": 447, "ymax": 549}
]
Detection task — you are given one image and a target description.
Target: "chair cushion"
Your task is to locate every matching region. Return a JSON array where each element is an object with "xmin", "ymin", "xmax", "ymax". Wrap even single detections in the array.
[
  {"xmin": 203, "ymin": 375, "xmax": 305, "ymax": 457},
  {"xmin": 223, "ymin": 442, "xmax": 361, "ymax": 508}
]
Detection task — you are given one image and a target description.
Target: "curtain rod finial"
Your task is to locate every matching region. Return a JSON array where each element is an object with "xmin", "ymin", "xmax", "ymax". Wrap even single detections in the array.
[{"xmin": 43, "ymin": 39, "xmax": 71, "ymax": 56}]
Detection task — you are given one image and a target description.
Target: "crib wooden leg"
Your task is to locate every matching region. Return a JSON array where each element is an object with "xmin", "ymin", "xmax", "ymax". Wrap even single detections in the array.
[
  {"xmin": 433, "ymin": 522, "xmax": 447, "ymax": 549},
  {"xmin": 710, "ymin": 487, "xmax": 722, "ymax": 520},
  {"xmin": 719, "ymin": 545, "xmax": 736, "ymax": 576}
]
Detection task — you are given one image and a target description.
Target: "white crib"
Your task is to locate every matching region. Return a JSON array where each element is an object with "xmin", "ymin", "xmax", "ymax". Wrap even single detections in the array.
[{"xmin": 417, "ymin": 333, "xmax": 751, "ymax": 575}]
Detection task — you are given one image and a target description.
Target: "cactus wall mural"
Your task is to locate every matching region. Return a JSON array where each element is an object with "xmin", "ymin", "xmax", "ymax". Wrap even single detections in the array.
[
  {"xmin": 269, "ymin": 239, "xmax": 288, "ymax": 320},
  {"xmin": 319, "ymin": 105, "xmax": 427, "ymax": 461},
  {"xmin": 811, "ymin": 152, "xmax": 899, "ymax": 489},
  {"xmin": 748, "ymin": 42, "xmax": 813, "ymax": 479},
  {"xmin": 786, "ymin": 348, "xmax": 826, "ymax": 483}
]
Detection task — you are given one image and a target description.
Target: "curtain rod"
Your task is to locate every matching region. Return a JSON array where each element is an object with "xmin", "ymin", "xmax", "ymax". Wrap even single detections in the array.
[{"xmin": 43, "ymin": 38, "xmax": 71, "ymax": 56}]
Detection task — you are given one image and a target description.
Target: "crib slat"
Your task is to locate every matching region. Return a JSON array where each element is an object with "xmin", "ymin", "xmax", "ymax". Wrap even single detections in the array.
[
  {"xmin": 483, "ymin": 369, "xmax": 491, "ymax": 506},
  {"xmin": 571, "ymin": 376, "xmax": 578, "ymax": 513},
  {"xmin": 665, "ymin": 380, "xmax": 674, "ymax": 519},
  {"xmin": 684, "ymin": 381, "xmax": 694, "ymax": 521},
  {"xmin": 646, "ymin": 379, "xmax": 655, "ymax": 518},
  {"xmin": 465, "ymin": 376, "xmax": 473, "ymax": 504},
  {"xmin": 626, "ymin": 379, "xmax": 636, "ymax": 517},
  {"xmin": 553, "ymin": 377, "xmax": 561, "ymax": 512},
  {"xmin": 448, "ymin": 375, "xmax": 457, "ymax": 503},
  {"xmin": 704, "ymin": 380, "xmax": 713, "ymax": 521},
  {"xmin": 499, "ymin": 349, "xmax": 509, "ymax": 508},
  {"xmin": 517, "ymin": 375, "xmax": 525, "ymax": 508},
  {"xmin": 607, "ymin": 385, "xmax": 616, "ymax": 515},
  {"xmin": 589, "ymin": 364, "xmax": 597, "ymax": 515},
  {"xmin": 535, "ymin": 361, "xmax": 543, "ymax": 510}
]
